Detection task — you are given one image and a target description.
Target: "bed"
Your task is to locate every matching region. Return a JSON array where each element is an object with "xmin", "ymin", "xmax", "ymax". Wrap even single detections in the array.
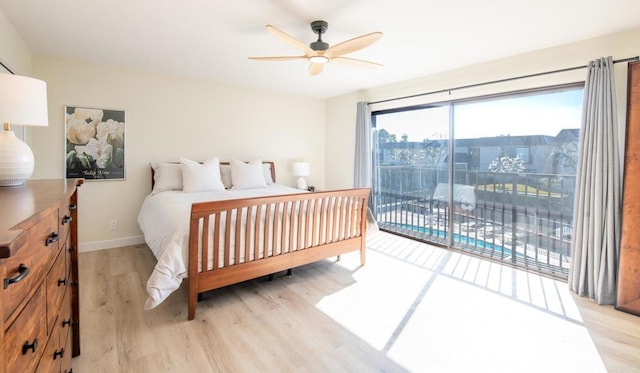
[{"xmin": 138, "ymin": 159, "xmax": 370, "ymax": 320}]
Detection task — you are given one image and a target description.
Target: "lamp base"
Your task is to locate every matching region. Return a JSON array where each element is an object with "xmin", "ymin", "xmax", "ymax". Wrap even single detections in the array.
[
  {"xmin": 296, "ymin": 176, "xmax": 308, "ymax": 190},
  {"xmin": 0, "ymin": 129, "xmax": 35, "ymax": 186}
]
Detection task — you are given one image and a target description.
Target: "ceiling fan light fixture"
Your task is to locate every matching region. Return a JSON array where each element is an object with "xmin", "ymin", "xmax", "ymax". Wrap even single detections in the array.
[
  {"xmin": 250, "ymin": 21, "xmax": 382, "ymax": 75},
  {"xmin": 309, "ymin": 55, "xmax": 329, "ymax": 64}
]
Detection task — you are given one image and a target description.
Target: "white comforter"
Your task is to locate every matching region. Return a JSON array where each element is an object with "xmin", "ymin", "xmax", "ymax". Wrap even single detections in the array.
[{"xmin": 137, "ymin": 184, "xmax": 305, "ymax": 309}]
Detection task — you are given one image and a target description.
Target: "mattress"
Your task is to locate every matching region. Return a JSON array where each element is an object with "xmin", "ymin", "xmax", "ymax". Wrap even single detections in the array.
[{"xmin": 137, "ymin": 184, "xmax": 305, "ymax": 309}]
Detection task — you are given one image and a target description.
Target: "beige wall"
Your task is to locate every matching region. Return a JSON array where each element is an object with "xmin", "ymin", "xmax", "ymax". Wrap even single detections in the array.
[
  {"xmin": 325, "ymin": 28, "xmax": 640, "ymax": 189},
  {"xmin": 29, "ymin": 55, "xmax": 326, "ymax": 250},
  {"xmin": 0, "ymin": 10, "xmax": 30, "ymax": 74},
  {"xmin": 0, "ymin": 9, "xmax": 31, "ymax": 140}
]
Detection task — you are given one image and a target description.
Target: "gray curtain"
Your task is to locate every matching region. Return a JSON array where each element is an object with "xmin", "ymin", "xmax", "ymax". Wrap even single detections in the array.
[
  {"xmin": 569, "ymin": 56, "xmax": 621, "ymax": 304},
  {"xmin": 354, "ymin": 102, "xmax": 372, "ymax": 188},
  {"xmin": 354, "ymin": 101, "xmax": 378, "ymax": 232}
]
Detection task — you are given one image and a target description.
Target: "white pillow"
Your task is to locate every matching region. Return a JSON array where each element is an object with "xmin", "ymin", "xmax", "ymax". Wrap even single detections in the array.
[
  {"xmin": 231, "ymin": 159, "xmax": 267, "ymax": 189},
  {"xmin": 263, "ymin": 163, "xmax": 274, "ymax": 185},
  {"xmin": 220, "ymin": 165, "xmax": 232, "ymax": 189},
  {"xmin": 150, "ymin": 162, "xmax": 183, "ymax": 195},
  {"xmin": 180, "ymin": 157, "xmax": 225, "ymax": 193}
]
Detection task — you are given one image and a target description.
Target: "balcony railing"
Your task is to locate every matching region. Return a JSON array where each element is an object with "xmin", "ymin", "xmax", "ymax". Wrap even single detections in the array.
[{"xmin": 374, "ymin": 165, "xmax": 575, "ymax": 278}]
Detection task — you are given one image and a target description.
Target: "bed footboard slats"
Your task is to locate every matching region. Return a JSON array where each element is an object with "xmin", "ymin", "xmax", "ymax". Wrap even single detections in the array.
[
  {"xmin": 224, "ymin": 210, "xmax": 232, "ymax": 267},
  {"xmin": 187, "ymin": 188, "xmax": 370, "ymax": 320},
  {"xmin": 296, "ymin": 200, "xmax": 304, "ymax": 251},
  {"xmin": 319, "ymin": 197, "xmax": 328, "ymax": 245},
  {"xmin": 244, "ymin": 206, "xmax": 252, "ymax": 264},
  {"xmin": 234, "ymin": 207, "xmax": 242, "ymax": 266},
  {"xmin": 201, "ymin": 215, "xmax": 210, "ymax": 272},
  {"xmin": 213, "ymin": 215, "xmax": 221, "ymax": 270}
]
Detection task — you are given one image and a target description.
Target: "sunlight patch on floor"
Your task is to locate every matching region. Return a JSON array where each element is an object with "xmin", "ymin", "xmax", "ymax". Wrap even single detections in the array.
[
  {"xmin": 316, "ymin": 250, "xmax": 430, "ymax": 351},
  {"xmin": 315, "ymin": 236, "xmax": 607, "ymax": 372},
  {"xmin": 388, "ymin": 274, "xmax": 606, "ymax": 372}
]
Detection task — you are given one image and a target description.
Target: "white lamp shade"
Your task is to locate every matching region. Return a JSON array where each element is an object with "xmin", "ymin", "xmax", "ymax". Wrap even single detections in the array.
[
  {"xmin": 292, "ymin": 162, "xmax": 310, "ymax": 177},
  {"xmin": 0, "ymin": 74, "xmax": 49, "ymax": 127}
]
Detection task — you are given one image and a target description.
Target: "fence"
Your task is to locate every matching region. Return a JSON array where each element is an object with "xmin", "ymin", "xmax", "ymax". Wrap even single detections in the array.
[{"xmin": 374, "ymin": 165, "xmax": 575, "ymax": 278}]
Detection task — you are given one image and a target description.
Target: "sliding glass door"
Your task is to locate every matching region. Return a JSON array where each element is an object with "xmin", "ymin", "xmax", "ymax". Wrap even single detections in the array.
[
  {"xmin": 373, "ymin": 105, "xmax": 451, "ymax": 245},
  {"xmin": 372, "ymin": 86, "xmax": 583, "ymax": 278}
]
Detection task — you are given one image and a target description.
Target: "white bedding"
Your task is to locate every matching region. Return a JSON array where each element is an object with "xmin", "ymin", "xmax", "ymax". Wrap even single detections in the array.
[{"xmin": 137, "ymin": 184, "xmax": 305, "ymax": 309}]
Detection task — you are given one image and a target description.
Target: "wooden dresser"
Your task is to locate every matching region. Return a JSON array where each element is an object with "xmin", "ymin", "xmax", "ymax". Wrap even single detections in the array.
[{"xmin": 0, "ymin": 179, "xmax": 82, "ymax": 373}]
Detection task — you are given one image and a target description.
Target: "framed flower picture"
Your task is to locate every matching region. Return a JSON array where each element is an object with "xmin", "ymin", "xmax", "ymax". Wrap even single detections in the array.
[{"xmin": 65, "ymin": 106, "xmax": 126, "ymax": 180}]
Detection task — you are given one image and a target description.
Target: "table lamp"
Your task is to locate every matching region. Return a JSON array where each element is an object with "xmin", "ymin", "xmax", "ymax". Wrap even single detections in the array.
[
  {"xmin": 0, "ymin": 74, "xmax": 49, "ymax": 186},
  {"xmin": 292, "ymin": 162, "xmax": 310, "ymax": 190}
]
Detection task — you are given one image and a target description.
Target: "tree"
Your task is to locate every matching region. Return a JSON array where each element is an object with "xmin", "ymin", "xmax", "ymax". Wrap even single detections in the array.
[
  {"xmin": 488, "ymin": 155, "xmax": 525, "ymax": 173},
  {"xmin": 422, "ymin": 141, "xmax": 447, "ymax": 165},
  {"xmin": 392, "ymin": 148, "xmax": 416, "ymax": 164},
  {"xmin": 550, "ymin": 142, "xmax": 578, "ymax": 174},
  {"xmin": 378, "ymin": 129, "xmax": 397, "ymax": 144}
]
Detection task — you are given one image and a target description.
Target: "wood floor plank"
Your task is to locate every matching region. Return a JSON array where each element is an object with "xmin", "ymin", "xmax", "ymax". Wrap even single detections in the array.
[{"xmin": 71, "ymin": 232, "xmax": 640, "ymax": 372}]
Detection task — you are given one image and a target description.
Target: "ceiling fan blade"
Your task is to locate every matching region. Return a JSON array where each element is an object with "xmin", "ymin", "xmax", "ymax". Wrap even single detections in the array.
[
  {"xmin": 266, "ymin": 25, "xmax": 315, "ymax": 56},
  {"xmin": 331, "ymin": 57, "xmax": 383, "ymax": 68},
  {"xmin": 325, "ymin": 32, "xmax": 382, "ymax": 58},
  {"xmin": 308, "ymin": 63, "xmax": 324, "ymax": 76},
  {"xmin": 249, "ymin": 56, "xmax": 308, "ymax": 61}
]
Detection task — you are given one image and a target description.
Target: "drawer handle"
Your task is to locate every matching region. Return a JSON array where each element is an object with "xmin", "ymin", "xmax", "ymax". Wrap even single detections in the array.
[
  {"xmin": 4, "ymin": 264, "xmax": 30, "ymax": 289},
  {"xmin": 62, "ymin": 318, "xmax": 73, "ymax": 327},
  {"xmin": 22, "ymin": 338, "xmax": 38, "ymax": 355},
  {"xmin": 65, "ymin": 369, "xmax": 74, "ymax": 373},
  {"xmin": 45, "ymin": 232, "xmax": 59, "ymax": 246},
  {"xmin": 62, "ymin": 215, "xmax": 73, "ymax": 224},
  {"xmin": 58, "ymin": 277, "xmax": 67, "ymax": 287},
  {"xmin": 69, "ymin": 203, "xmax": 77, "ymax": 210},
  {"xmin": 69, "ymin": 246, "xmax": 77, "ymax": 253},
  {"xmin": 54, "ymin": 347, "xmax": 65, "ymax": 360}
]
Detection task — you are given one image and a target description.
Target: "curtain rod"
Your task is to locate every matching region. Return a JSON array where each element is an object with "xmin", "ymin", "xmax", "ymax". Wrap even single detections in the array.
[{"xmin": 368, "ymin": 56, "xmax": 639, "ymax": 106}]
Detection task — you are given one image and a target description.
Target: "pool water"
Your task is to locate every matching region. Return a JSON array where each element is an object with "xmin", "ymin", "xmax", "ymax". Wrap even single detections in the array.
[{"xmin": 390, "ymin": 223, "xmax": 513, "ymax": 256}]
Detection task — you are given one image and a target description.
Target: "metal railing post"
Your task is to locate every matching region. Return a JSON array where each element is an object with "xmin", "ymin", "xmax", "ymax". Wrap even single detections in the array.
[{"xmin": 512, "ymin": 174, "xmax": 518, "ymax": 264}]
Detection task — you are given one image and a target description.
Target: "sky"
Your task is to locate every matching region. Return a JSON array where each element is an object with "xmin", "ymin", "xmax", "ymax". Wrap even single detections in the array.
[{"xmin": 375, "ymin": 88, "xmax": 583, "ymax": 141}]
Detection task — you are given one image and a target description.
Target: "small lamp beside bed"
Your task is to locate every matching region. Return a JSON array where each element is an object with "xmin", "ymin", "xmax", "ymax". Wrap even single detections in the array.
[{"xmin": 292, "ymin": 162, "xmax": 310, "ymax": 190}]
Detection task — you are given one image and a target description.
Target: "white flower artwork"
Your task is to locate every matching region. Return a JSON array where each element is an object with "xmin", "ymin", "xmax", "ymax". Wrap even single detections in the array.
[{"xmin": 65, "ymin": 106, "xmax": 125, "ymax": 180}]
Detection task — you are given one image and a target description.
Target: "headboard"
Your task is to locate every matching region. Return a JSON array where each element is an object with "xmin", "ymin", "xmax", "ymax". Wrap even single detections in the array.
[{"xmin": 150, "ymin": 160, "xmax": 276, "ymax": 190}]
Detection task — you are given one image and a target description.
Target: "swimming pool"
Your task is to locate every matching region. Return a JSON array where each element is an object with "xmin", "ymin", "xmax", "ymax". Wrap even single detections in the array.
[{"xmin": 389, "ymin": 223, "xmax": 513, "ymax": 256}]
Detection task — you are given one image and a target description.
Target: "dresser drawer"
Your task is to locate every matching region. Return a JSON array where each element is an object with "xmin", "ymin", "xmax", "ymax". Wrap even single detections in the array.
[
  {"xmin": 59, "ymin": 199, "xmax": 74, "ymax": 248},
  {"xmin": 46, "ymin": 248, "xmax": 68, "ymax": 334},
  {"xmin": 3, "ymin": 284, "xmax": 46, "ymax": 373},
  {"xmin": 36, "ymin": 270, "xmax": 72, "ymax": 373},
  {"xmin": 61, "ymin": 324, "xmax": 73, "ymax": 373},
  {"xmin": 2, "ymin": 209, "xmax": 59, "ymax": 324},
  {"xmin": 57, "ymin": 285, "xmax": 73, "ymax": 373},
  {"xmin": 35, "ymin": 315, "xmax": 62, "ymax": 373},
  {"xmin": 58, "ymin": 280, "xmax": 72, "ymax": 342}
]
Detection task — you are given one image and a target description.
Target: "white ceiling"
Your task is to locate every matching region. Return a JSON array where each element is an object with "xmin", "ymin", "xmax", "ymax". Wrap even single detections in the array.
[{"xmin": 2, "ymin": 0, "xmax": 640, "ymax": 98}]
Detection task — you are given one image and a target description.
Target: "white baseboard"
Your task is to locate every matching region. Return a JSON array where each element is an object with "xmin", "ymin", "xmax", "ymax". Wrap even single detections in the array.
[{"xmin": 79, "ymin": 235, "xmax": 146, "ymax": 253}]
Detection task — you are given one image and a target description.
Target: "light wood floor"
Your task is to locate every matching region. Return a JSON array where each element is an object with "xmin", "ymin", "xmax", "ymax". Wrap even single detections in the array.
[{"xmin": 71, "ymin": 231, "xmax": 640, "ymax": 372}]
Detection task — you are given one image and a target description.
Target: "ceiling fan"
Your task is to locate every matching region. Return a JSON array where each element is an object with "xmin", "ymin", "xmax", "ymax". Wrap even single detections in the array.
[{"xmin": 249, "ymin": 20, "xmax": 383, "ymax": 76}]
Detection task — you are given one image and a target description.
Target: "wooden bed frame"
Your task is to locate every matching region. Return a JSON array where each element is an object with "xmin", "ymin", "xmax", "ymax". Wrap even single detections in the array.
[{"xmin": 151, "ymin": 161, "xmax": 370, "ymax": 320}]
